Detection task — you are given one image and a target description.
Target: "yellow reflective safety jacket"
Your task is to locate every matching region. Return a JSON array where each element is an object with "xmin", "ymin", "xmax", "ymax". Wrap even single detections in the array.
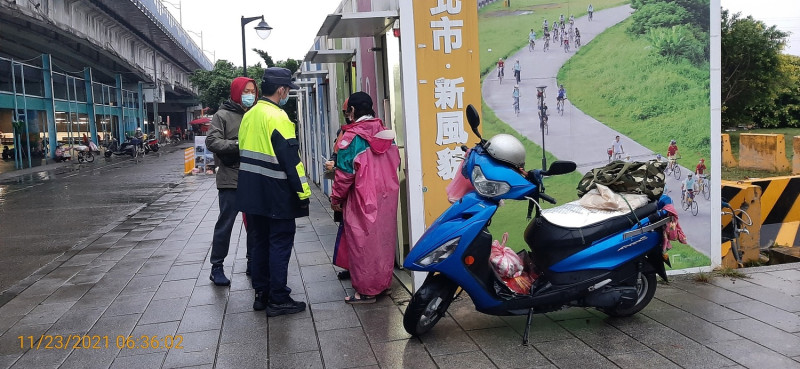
[{"xmin": 237, "ymin": 99, "xmax": 311, "ymax": 219}]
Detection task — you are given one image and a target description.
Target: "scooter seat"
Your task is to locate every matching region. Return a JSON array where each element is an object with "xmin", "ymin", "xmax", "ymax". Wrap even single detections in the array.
[
  {"xmin": 541, "ymin": 200, "xmax": 648, "ymax": 229},
  {"xmin": 525, "ymin": 201, "xmax": 659, "ymax": 270}
]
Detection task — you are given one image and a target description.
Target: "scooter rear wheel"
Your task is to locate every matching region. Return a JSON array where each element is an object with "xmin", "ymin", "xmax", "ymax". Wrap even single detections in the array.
[
  {"xmin": 599, "ymin": 272, "xmax": 657, "ymax": 317},
  {"xmin": 403, "ymin": 273, "xmax": 458, "ymax": 336}
]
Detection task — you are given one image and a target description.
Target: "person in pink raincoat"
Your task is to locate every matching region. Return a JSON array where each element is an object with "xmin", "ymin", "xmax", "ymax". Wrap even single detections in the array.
[{"xmin": 330, "ymin": 92, "xmax": 401, "ymax": 304}]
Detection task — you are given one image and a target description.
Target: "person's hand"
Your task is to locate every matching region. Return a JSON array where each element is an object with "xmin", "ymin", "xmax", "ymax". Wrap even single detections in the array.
[
  {"xmin": 325, "ymin": 160, "xmax": 335, "ymax": 171},
  {"xmin": 331, "ymin": 202, "xmax": 342, "ymax": 212},
  {"xmin": 299, "ymin": 198, "xmax": 310, "ymax": 209}
]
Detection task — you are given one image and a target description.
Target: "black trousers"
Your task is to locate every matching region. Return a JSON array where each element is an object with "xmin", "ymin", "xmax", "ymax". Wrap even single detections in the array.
[
  {"xmin": 247, "ymin": 214, "xmax": 296, "ymax": 304},
  {"xmin": 210, "ymin": 188, "xmax": 238, "ymax": 267}
]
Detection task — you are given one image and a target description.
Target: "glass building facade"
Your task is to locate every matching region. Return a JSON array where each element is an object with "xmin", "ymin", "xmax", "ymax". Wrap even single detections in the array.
[{"xmin": 0, "ymin": 54, "xmax": 145, "ymax": 169}]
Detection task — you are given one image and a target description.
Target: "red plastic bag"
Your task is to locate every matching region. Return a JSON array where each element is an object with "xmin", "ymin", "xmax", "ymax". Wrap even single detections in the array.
[
  {"xmin": 490, "ymin": 232, "xmax": 524, "ymax": 278},
  {"xmin": 445, "ymin": 151, "xmax": 474, "ymax": 203}
]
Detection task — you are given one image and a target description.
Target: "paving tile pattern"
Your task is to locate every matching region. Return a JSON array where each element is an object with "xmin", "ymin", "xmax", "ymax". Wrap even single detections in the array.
[{"xmin": 0, "ymin": 174, "xmax": 799, "ymax": 368}]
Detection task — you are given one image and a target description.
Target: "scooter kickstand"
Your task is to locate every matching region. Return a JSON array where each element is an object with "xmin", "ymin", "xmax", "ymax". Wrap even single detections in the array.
[{"xmin": 522, "ymin": 308, "xmax": 534, "ymax": 345}]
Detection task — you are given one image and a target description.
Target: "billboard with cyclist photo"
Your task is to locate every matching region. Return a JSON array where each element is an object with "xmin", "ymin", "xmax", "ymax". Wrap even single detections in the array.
[{"xmin": 477, "ymin": 0, "xmax": 714, "ymax": 270}]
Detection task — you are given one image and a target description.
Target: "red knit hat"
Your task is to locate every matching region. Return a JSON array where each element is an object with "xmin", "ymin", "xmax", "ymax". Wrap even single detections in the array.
[{"xmin": 230, "ymin": 76, "xmax": 257, "ymax": 104}]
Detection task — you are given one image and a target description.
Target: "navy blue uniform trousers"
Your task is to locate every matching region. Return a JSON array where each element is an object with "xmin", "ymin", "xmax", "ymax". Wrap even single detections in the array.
[{"xmin": 246, "ymin": 213, "xmax": 296, "ymax": 304}]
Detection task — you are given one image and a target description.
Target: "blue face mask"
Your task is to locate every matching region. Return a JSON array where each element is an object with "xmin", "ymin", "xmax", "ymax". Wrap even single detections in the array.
[
  {"xmin": 279, "ymin": 89, "xmax": 289, "ymax": 106},
  {"xmin": 241, "ymin": 94, "xmax": 255, "ymax": 108}
]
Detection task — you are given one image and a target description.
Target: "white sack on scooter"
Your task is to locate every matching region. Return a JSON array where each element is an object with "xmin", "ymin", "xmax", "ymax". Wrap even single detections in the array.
[{"xmin": 579, "ymin": 183, "xmax": 649, "ymax": 211}]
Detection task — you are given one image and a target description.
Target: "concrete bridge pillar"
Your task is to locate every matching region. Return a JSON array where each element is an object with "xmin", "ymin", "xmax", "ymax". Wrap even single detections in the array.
[
  {"xmin": 137, "ymin": 82, "xmax": 145, "ymax": 135},
  {"xmin": 115, "ymin": 74, "xmax": 124, "ymax": 138},
  {"xmin": 41, "ymin": 54, "xmax": 57, "ymax": 159},
  {"xmin": 84, "ymin": 67, "xmax": 98, "ymax": 144}
]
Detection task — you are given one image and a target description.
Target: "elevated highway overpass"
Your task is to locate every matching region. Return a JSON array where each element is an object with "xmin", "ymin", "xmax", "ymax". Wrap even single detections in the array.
[{"xmin": 0, "ymin": 0, "xmax": 212, "ymax": 167}]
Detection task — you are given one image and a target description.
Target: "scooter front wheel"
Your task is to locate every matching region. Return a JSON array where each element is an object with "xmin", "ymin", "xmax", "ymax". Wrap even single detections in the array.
[
  {"xmin": 403, "ymin": 273, "xmax": 458, "ymax": 336},
  {"xmin": 599, "ymin": 272, "xmax": 657, "ymax": 317}
]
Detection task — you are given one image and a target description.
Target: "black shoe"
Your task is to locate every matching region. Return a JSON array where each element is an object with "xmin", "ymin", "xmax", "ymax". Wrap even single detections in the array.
[
  {"xmin": 253, "ymin": 291, "xmax": 267, "ymax": 311},
  {"xmin": 266, "ymin": 299, "xmax": 307, "ymax": 317},
  {"xmin": 209, "ymin": 266, "xmax": 231, "ymax": 286}
]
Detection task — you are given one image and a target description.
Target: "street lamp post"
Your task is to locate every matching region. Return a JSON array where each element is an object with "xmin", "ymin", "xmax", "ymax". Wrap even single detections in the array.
[
  {"xmin": 536, "ymin": 85, "xmax": 547, "ymax": 170},
  {"xmin": 241, "ymin": 15, "xmax": 272, "ymax": 77}
]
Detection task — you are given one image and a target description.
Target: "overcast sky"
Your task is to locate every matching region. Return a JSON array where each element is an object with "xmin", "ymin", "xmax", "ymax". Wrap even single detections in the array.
[
  {"xmin": 165, "ymin": 0, "xmax": 340, "ymax": 67},
  {"xmin": 722, "ymin": 0, "xmax": 800, "ymax": 56},
  {"xmin": 164, "ymin": 0, "xmax": 799, "ymax": 69}
]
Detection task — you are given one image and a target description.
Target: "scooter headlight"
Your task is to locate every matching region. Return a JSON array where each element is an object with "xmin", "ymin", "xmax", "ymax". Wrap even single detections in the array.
[
  {"xmin": 417, "ymin": 237, "xmax": 460, "ymax": 266},
  {"xmin": 471, "ymin": 166, "xmax": 510, "ymax": 197}
]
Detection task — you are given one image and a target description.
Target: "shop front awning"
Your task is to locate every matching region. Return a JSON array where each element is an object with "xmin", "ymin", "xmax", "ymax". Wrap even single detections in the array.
[
  {"xmin": 297, "ymin": 69, "xmax": 329, "ymax": 78},
  {"xmin": 317, "ymin": 10, "xmax": 398, "ymax": 39},
  {"xmin": 305, "ymin": 49, "xmax": 357, "ymax": 64}
]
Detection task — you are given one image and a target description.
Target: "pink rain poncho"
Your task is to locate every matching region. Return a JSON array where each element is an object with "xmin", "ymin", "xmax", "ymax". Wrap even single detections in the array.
[{"xmin": 330, "ymin": 117, "xmax": 400, "ymax": 296}]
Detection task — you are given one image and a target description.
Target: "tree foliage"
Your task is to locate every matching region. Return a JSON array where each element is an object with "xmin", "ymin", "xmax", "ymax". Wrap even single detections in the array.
[
  {"xmin": 721, "ymin": 9, "xmax": 788, "ymax": 127},
  {"xmin": 252, "ymin": 48, "xmax": 301, "ymax": 74},
  {"xmin": 190, "ymin": 56, "xmax": 299, "ymax": 115},
  {"xmin": 646, "ymin": 25, "xmax": 706, "ymax": 65},
  {"xmin": 629, "ymin": 2, "xmax": 690, "ymax": 35},
  {"xmin": 628, "ymin": 0, "xmax": 709, "ymax": 66},
  {"xmin": 751, "ymin": 54, "xmax": 800, "ymax": 128},
  {"xmin": 631, "ymin": 0, "xmax": 709, "ymax": 33}
]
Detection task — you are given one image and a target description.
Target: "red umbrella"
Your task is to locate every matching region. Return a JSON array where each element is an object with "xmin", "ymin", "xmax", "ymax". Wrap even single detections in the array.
[
  {"xmin": 189, "ymin": 117, "xmax": 211, "ymax": 125},
  {"xmin": 189, "ymin": 117, "xmax": 212, "ymax": 133}
]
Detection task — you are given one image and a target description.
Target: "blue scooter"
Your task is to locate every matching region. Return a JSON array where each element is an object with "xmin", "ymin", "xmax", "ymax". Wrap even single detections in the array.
[{"xmin": 403, "ymin": 105, "xmax": 672, "ymax": 344}]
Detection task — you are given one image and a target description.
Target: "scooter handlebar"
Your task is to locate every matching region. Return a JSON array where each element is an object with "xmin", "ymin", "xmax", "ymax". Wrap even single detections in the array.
[{"xmin": 539, "ymin": 193, "xmax": 557, "ymax": 204}]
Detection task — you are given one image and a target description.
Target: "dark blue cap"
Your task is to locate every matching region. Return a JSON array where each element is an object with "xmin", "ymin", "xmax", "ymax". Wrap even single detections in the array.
[{"xmin": 262, "ymin": 67, "xmax": 299, "ymax": 89}]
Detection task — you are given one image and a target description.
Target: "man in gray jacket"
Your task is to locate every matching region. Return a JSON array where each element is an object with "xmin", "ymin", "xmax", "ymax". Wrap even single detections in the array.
[{"xmin": 205, "ymin": 76, "xmax": 258, "ymax": 286}]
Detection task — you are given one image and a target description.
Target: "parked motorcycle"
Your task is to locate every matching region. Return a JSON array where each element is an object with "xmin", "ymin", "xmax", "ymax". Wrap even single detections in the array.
[
  {"xmin": 74, "ymin": 144, "xmax": 95, "ymax": 163},
  {"xmin": 54, "ymin": 144, "xmax": 72, "ymax": 162},
  {"xmin": 143, "ymin": 136, "xmax": 159, "ymax": 153},
  {"xmin": 103, "ymin": 136, "xmax": 141, "ymax": 158},
  {"xmin": 402, "ymin": 105, "xmax": 672, "ymax": 344}
]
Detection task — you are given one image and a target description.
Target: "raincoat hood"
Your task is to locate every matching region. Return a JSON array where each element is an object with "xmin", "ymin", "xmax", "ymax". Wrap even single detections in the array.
[
  {"xmin": 230, "ymin": 76, "xmax": 258, "ymax": 105},
  {"xmin": 343, "ymin": 117, "xmax": 395, "ymax": 154}
]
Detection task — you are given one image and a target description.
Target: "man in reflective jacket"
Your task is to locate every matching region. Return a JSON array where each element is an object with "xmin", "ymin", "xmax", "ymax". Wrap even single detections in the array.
[{"xmin": 237, "ymin": 67, "xmax": 311, "ymax": 317}]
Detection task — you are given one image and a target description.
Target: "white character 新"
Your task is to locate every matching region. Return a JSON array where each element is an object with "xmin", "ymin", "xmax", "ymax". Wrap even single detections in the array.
[{"xmin": 434, "ymin": 77, "xmax": 465, "ymax": 110}]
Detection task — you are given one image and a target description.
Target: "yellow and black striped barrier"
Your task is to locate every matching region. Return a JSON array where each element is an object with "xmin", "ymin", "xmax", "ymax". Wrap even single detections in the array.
[{"xmin": 743, "ymin": 176, "xmax": 800, "ymax": 247}]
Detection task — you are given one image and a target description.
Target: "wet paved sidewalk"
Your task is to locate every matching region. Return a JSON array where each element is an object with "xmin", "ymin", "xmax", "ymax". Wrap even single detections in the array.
[{"xmin": 1, "ymin": 174, "xmax": 799, "ymax": 368}]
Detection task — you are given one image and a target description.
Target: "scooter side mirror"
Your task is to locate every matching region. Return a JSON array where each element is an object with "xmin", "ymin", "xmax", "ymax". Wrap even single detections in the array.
[
  {"xmin": 465, "ymin": 105, "xmax": 482, "ymax": 139},
  {"xmin": 544, "ymin": 160, "xmax": 577, "ymax": 176}
]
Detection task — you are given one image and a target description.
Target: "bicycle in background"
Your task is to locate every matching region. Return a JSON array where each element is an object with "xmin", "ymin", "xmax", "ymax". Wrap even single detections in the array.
[
  {"xmin": 721, "ymin": 199, "xmax": 753, "ymax": 267},
  {"xmin": 681, "ymin": 188, "xmax": 698, "ymax": 216},
  {"xmin": 543, "ymin": 33, "xmax": 550, "ymax": 51},
  {"xmin": 556, "ymin": 97, "xmax": 566, "ymax": 116},
  {"xmin": 694, "ymin": 173, "xmax": 711, "ymax": 200},
  {"xmin": 538, "ymin": 107, "xmax": 549, "ymax": 135},
  {"xmin": 664, "ymin": 155, "xmax": 681, "ymax": 179}
]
